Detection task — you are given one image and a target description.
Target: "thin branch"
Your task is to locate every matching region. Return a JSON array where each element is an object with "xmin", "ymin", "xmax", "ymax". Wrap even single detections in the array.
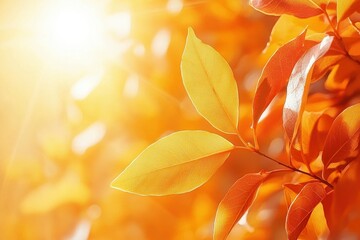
[{"xmin": 237, "ymin": 146, "xmax": 334, "ymax": 189}]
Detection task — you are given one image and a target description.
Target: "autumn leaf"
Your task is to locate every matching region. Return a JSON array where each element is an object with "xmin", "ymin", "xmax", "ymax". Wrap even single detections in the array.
[
  {"xmin": 213, "ymin": 172, "xmax": 269, "ymax": 240},
  {"xmin": 249, "ymin": 0, "xmax": 325, "ymax": 18},
  {"xmin": 262, "ymin": 14, "xmax": 329, "ymax": 61},
  {"xmin": 284, "ymin": 183, "xmax": 329, "ymax": 239},
  {"xmin": 283, "ymin": 35, "xmax": 333, "ymax": 144},
  {"xmin": 322, "ymin": 103, "xmax": 360, "ymax": 178},
  {"xmin": 111, "ymin": 130, "xmax": 234, "ymax": 196},
  {"xmin": 330, "ymin": 160, "xmax": 360, "ymax": 237},
  {"xmin": 181, "ymin": 28, "xmax": 239, "ymax": 134},
  {"xmin": 325, "ymin": 56, "xmax": 358, "ymax": 91},
  {"xmin": 300, "ymin": 110, "xmax": 325, "ymax": 163},
  {"xmin": 337, "ymin": 0, "xmax": 360, "ymax": 22},
  {"xmin": 253, "ymin": 30, "xmax": 307, "ymax": 131},
  {"xmin": 286, "ymin": 182, "xmax": 327, "ymax": 240}
]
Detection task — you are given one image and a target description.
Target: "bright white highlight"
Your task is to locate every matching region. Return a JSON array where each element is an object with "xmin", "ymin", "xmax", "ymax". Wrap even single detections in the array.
[
  {"xmin": 167, "ymin": 0, "xmax": 183, "ymax": 14},
  {"xmin": 37, "ymin": 2, "xmax": 104, "ymax": 61},
  {"xmin": 123, "ymin": 74, "xmax": 140, "ymax": 98},
  {"xmin": 66, "ymin": 219, "xmax": 91, "ymax": 240},
  {"xmin": 107, "ymin": 12, "xmax": 131, "ymax": 38},
  {"xmin": 238, "ymin": 210, "xmax": 255, "ymax": 232},
  {"xmin": 72, "ymin": 122, "xmax": 106, "ymax": 154},
  {"xmin": 151, "ymin": 29, "xmax": 171, "ymax": 57},
  {"xmin": 71, "ymin": 68, "xmax": 104, "ymax": 100},
  {"xmin": 268, "ymin": 138, "xmax": 284, "ymax": 156}
]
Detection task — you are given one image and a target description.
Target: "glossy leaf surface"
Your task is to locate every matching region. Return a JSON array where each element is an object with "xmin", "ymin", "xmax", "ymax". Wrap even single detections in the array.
[
  {"xmin": 253, "ymin": 30, "xmax": 307, "ymax": 130},
  {"xmin": 283, "ymin": 36, "xmax": 333, "ymax": 143}
]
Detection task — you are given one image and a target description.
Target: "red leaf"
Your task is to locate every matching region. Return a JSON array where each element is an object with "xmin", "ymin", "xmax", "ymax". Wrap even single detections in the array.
[
  {"xmin": 322, "ymin": 103, "xmax": 360, "ymax": 179},
  {"xmin": 213, "ymin": 172, "xmax": 269, "ymax": 240},
  {"xmin": 249, "ymin": 0, "xmax": 325, "ymax": 18},
  {"xmin": 286, "ymin": 182, "xmax": 326, "ymax": 240},
  {"xmin": 252, "ymin": 30, "xmax": 308, "ymax": 130},
  {"xmin": 283, "ymin": 36, "xmax": 333, "ymax": 144}
]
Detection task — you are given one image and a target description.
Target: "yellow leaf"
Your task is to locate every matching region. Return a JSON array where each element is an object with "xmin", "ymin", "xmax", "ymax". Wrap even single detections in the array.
[
  {"xmin": 111, "ymin": 130, "xmax": 234, "ymax": 196},
  {"xmin": 181, "ymin": 28, "xmax": 239, "ymax": 134},
  {"xmin": 337, "ymin": 0, "xmax": 360, "ymax": 22}
]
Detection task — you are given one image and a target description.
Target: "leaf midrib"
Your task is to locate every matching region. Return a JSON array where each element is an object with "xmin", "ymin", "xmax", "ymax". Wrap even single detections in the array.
[
  {"xmin": 119, "ymin": 147, "xmax": 233, "ymax": 182},
  {"xmin": 187, "ymin": 35, "xmax": 238, "ymax": 132}
]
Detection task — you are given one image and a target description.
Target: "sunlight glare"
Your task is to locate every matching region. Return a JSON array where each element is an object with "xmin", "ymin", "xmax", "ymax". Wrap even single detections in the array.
[
  {"xmin": 167, "ymin": 0, "xmax": 183, "ymax": 14},
  {"xmin": 37, "ymin": 2, "xmax": 104, "ymax": 63},
  {"xmin": 107, "ymin": 12, "xmax": 132, "ymax": 38},
  {"xmin": 72, "ymin": 122, "xmax": 106, "ymax": 155},
  {"xmin": 151, "ymin": 29, "xmax": 171, "ymax": 57}
]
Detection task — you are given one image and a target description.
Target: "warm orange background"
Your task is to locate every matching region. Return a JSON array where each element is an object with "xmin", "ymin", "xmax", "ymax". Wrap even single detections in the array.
[{"xmin": 0, "ymin": 0, "xmax": 280, "ymax": 239}]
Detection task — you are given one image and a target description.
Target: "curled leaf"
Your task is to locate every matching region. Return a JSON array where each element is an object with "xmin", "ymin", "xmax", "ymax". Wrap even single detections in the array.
[
  {"xmin": 253, "ymin": 30, "xmax": 307, "ymax": 130},
  {"xmin": 283, "ymin": 36, "xmax": 333, "ymax": 144},
  {"xmin": 286, "ymin": 182, "xmax": 327, "ymax": 240},
  {"xmin": 111, "ymin": 130, "xmax": 234, "ymax": 196},
  {"xmin": 213, "ymin": 172, "xmax": 269, "ymax": 240},
  {"xmin": 181, "ymin": 28, "xmax": 239, "ymax": 134}
]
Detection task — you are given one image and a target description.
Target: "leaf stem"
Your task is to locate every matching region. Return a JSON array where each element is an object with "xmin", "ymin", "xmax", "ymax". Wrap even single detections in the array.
[
  {"xmin": 236, "ymin": 132, "xmax": 248, "ymax": 147},
  {"xmin": 323, "ymin": 10, "xmax": 341, "ymax": 39},
  {"xmin": 238, "ymin": 146, "xmax": 334, "ymax": 189},
  {"xmin": 232, "ymin": 129, "xmax": 333, "ymax": 188}
]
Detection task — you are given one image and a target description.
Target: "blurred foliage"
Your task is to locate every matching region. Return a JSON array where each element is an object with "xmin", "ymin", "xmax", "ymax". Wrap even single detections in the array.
[{"xmin": 0, "ymin": 0, "xmax": 277, "ymax": 239}]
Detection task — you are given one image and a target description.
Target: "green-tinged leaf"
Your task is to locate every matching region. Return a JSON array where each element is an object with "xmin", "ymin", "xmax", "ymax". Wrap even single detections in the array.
[
  {"xmin": 249, "ymin": 0, "xmax": 325, "ymax": 18},
  {"xmin": 213, "ymin": 172, "xmax": 269, "ymax": 240},
  {"xmin": 322, "ymin": 103, "xmax": 360, "ymax": 178},
  {"xmin": 283, "ymin": 36, "xmax": 333, "ymax": 144},
  {"xmin": 253, "ymin": 30, "xmax": 307, "ymax": 130},
  {"xmin": 181, "ymin": 28, "xmax": 239, "ymax": 134},
  {"xmin": 337, "ymin": 0, "xmax": 360, "ymax": 22},
  {"xmin": 111, "ymin": 130, "xmax": 234, "ymax": 196},
  {"xmin": 286, "ymin": 182, "xmax": 326, "ymax": 240}
]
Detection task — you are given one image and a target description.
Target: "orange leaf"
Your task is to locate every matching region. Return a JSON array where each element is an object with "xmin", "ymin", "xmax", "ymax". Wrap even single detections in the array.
[
  {"xmin": 300, "ymin": 110, "xmax": 327, "ymax": 163},
  {"xmin": 325, "ymin": 56, "xmax": 358, "ymax": 91},
  {"xmin": 286, "ymin": 182, "xmax": 326, "ymax": 240},
  {"xmin": 283, "ymin": 36, "xmax": 333, "ymax": 144},
  {"xmin": 252, "ymin": 30, "xmax": 307, "ymax": 130},
  {"xmin": 337, "ymin": 0, "xmax": 360, "ymax": 22},
  {"xmin": 249, "ymin": 0, "xmax": 325, "ymax": 18},
  {"xmin": 213, "ymin": 172, "xmax": 269, "ymax": 240},
  {"xmin": 322, "ymin": 103, "xmax": 360, "ymax": 178},
  {"xmin": 330, "ymin": 160, "xmax": 360, "ymax": 237}
]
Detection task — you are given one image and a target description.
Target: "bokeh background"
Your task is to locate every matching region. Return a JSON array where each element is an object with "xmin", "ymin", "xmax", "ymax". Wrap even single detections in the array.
[{"xmin": 0, "ymin": 0, "xmax": 282, "ymax": 239}]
